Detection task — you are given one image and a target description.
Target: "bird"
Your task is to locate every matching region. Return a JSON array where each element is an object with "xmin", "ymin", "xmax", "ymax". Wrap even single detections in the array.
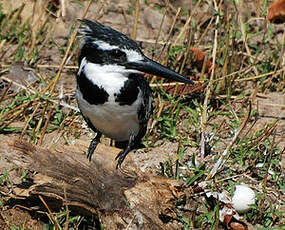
[{"xmin": 76, "ymin": 19, "xmax": 194, "ymax": 169}]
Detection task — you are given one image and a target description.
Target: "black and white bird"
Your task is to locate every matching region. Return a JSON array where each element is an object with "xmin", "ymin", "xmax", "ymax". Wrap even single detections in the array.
[{"xmin": 76, "ymin": 19, "xmax": 194, "ymax": 169}]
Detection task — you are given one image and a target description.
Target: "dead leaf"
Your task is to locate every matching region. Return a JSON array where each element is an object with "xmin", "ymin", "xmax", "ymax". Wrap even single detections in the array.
[
  {"xmin": 193, "ymin": 182, "xmax": 249, "ymax": 230},
  {"xmin": 230, "ymin": 221, "xmax": 249, "ymax": 230},
  {"xmin": 163, "ymin": 81, "xmax": 204, "ymax": 96},
  {"xmin": 190, "ymin": 47, "xmax": 217, "ymax": 76},
  {"xmin": 268, "ymin": 0, "xmax": 285, "ymax": 23}
]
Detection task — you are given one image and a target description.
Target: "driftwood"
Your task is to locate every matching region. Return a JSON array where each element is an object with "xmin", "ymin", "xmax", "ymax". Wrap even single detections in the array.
[{"xmin": 0, "ymin": 135, "xmax": 185, "ymax": 229}]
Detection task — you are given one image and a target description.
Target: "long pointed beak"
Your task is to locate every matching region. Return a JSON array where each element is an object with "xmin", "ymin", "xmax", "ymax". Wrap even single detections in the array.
[{"xmin": 125, "ymin": 56, "xmax": 194, "ymax": 85}]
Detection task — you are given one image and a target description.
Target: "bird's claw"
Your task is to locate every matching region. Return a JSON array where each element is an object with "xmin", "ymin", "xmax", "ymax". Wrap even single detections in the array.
[
  {"xmin": 87, "ymin": 139, "xmax": 100, "ymax": 161},
  {"xmin": 115, "ymin": 150, "xmax": 128, "ymax": 169}
]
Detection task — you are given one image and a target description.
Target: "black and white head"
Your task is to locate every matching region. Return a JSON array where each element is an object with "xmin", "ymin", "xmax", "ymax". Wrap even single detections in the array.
[{"xmin": 77, "ymin": 19, "xmax": 194, "ymax": 84}]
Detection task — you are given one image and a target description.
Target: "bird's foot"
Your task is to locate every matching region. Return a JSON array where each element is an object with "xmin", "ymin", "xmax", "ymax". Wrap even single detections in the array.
[
  {"xmin": 115, "ymin": 149, "xmax": 130, "ymax": 169},
  {"xmin": 87, "ymin": 133, "xmax": 102, "ymax": 161},
  {"xmin": 115, "ymin": 131, "xmax": 135, "ymax": 169}
]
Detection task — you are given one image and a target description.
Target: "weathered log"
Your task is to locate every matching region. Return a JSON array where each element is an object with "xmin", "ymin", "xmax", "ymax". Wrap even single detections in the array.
[{"xmin": 0, "ymin": 135, "xmax": 185, "ymax": 229}]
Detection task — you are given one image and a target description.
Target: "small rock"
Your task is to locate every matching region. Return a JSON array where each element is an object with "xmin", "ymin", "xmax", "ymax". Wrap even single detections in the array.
[
  {"xmin": 232, "ymin": 185, "xmax": 255, "ymax": 214},
  {"xmin": 143, "ymin": 7, "xmax": 170, "ymax": 39},
  {"xmin": 5, "ymin": 61, "xmax": 38, "ymax": 92}
]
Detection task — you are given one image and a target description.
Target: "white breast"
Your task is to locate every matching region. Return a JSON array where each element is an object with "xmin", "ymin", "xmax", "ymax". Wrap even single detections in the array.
[
  {"xmin": 76, "ymin": 61, "xmax": 143, "ymax": 141},
  {"xmin": 76, "ymin": 89, "xmax": 142, "ymax": 141}
]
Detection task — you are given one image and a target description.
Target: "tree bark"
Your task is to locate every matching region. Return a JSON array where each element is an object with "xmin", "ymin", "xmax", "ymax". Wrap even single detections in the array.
[{"xmin": 0, "ymin": 135, "xmax": 184, "ymax": 229}]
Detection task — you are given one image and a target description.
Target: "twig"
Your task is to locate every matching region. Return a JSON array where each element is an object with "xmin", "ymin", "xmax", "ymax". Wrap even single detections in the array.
[
  {"xmin": 0, "ymin": 39, "xmax": 6, "ymax": 54},
  {"xmin": 38, "ymin": 105, "xmax": 54, "ymax": 145},
  {"xmin": 132, "ymin": 0, "xmax": 140, "ymax": 40},
  {"xmin": 0, "ymin": 76, "xmax": 37, "ymax": 94},
  {"xmin": 38, "ymin": 0, "xmax": 92, "ymax": 144},
  {"xmin": 154, "ymin": 0, "xmax": 169, "ymax": 52},
  {"xmin": 0, "ymin": 108, "xmax": 26, "ymax": 130},
  {"xmin": 196, "ymin": 17, "xmax": 214, "ymax": 47},
  {"xmin": 263, "ymin": 133, "xmax": 277, "ymax": 187},
  {"xmin": 61, "ymin": 0, "xmax": 66, "ymax": 18},
  {"xmin": 0, "ymin": 101, "xmax": 33, "ymax": 121},
  {"xmin": 21, "ymin": 103, "xmax": 41, "ymax": 139},
  {"xmin": 150, "ymin": 100, "xmax": 165, "ymax": 132},
  {"xmin": 200, "ymin": 0, "xmax": 219, "ymax": 158},
  {"xmin": 49, "ymin": 1, "xmax": 92, "ymax": 95},
  {"xmin": 235, "ymin": 67, "xmax": 285, "ymax": 82},
  {"xmin": 39, "ymin": 195, "xmax": 61, "ymax": 230},
  {"xmin": 150, "ymin": 6, "xmax": 181, "ymax": 85},
  {"xmin": 236, "ymin": 0, "xmax": 258, "ymax": 76},
  {"xmin": 173, "ymin": 0, "xmax": 202, "ymax": 46},
  {"xmin": 125, "ymin": 215, "xmax": 136, "ymax": 230},
  {"xmin": 158, "ymin": 7, "xmax": 181, "ymax": 60},
  {"xmin": 37, "ymin": 64, "xmax": 78, "ymax": 69},
  {"xmin": 0, "ymin": 64, "xmax": 78, "ymax": 69},
  {"xmin": 206, "ymin": 102, "xmax": 252, "ymax": 180},
  {"xmin": 1, "ymin": 75, "xmax": 79, "ymax": 112},
  {"xmin": 63, "ymin": 183, "xmax": 70, "ymax": 230},
  {"xmin": 248, "ymin": 120, "xmax": 279, "ymax": 151}
]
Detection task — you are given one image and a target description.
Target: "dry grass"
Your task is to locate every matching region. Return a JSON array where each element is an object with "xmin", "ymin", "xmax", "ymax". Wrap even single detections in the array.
[{"xmin": 0, "ymin": 0, "xmax": 284, "ymax": 229}]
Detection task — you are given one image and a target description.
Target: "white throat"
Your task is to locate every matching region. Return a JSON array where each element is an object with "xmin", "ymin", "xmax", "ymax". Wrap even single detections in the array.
[{"xmin": 78, "ymin": 58, "xmax": 142, "ymax": 95}]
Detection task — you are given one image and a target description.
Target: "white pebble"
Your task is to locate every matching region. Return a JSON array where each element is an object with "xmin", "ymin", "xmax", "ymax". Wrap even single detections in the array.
[{"xmin": 232, "ymin": 184, "xmax": 255, "ymax": 213}]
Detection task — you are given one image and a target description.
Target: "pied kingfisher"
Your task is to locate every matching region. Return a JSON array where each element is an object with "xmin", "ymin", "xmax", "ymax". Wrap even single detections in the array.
[{"xmin": 76, "ymin": 19, "xmax": 194, "ymax": 169}]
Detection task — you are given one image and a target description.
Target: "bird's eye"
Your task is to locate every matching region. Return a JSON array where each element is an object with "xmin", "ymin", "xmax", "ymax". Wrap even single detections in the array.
[{"xmin": 111, "ymin": 49, "xmax": 124, "ymax": 58}]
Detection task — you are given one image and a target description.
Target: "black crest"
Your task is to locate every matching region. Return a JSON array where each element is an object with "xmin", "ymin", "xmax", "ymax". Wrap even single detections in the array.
[{"xmin": 78, "ymin": 19, "xmax": 140, "ymax": 51}]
